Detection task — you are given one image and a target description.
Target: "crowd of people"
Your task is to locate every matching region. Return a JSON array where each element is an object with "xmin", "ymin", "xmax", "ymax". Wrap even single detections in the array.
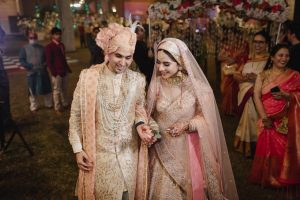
[
  {"xmin": 0, "ymin": 14, "xmax": 299, "ymax": 199},
  {"xmin": 19, "ymin": 27, "xmax": 71, "ymax": 114},
  {"xmin": 219, "ymin": 20, "xmax": 300, "ymax": 196}
]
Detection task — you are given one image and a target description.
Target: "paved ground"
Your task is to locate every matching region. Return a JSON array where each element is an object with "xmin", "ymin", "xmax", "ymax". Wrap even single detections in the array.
[{"xmin": 0, "ymin": 35, "xmax": 280, "ymax": 200}]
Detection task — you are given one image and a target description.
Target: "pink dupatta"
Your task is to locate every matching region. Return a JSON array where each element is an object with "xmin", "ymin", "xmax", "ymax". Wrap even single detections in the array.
[{"xmin": 188, "ymin": 132, "xmax": 205, "ymax": 200}]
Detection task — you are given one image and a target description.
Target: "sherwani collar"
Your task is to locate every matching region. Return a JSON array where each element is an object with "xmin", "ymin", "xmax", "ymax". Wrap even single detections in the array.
[{"xmin": 104, "ymin": 64, "xmax": 123, "ymax": 80}]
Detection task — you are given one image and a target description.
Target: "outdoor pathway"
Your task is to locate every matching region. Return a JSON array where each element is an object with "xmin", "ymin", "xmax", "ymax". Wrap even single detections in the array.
[{"xmin": 0, "ymin": 35, "xmax": 280, "ymax": 200}]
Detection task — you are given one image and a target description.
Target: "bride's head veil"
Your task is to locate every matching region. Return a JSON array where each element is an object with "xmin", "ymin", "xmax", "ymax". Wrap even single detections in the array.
[{"xmin": 147, "ymin": 38, "xmax": 238, "ymax": 199}]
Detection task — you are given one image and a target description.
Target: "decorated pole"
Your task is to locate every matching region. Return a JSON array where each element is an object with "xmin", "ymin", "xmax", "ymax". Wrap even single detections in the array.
[
  {"xmin": 275, "ymin": 23, "xmax": 282, "ymax": 44},
  {"xmin": 57, "ymin": 0, "xmax": 76, "ymax": 51},
  {"xmin": 148, "ymin": 17, "xmax": 151, "ymax": 42}
]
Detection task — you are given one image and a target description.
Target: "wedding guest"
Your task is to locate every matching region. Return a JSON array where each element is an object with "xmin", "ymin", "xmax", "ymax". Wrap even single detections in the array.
[
  {"xmin": 233, "ymin": 31, "xmax": 270, "ymax": 158},
  {"xmin": 286, "ymin": 21, "xmax": 300, "ymax": 72},
  {"xmin": 19, "ymin": 32, "xmax": 52, "ymax": 112},
  {"xmin": 45, "ymin": 27, "xmax": 71, "ymax": 114},
  {"xmin": 250, "ymin": 44, "xmax": 300, "ymax": 193}
]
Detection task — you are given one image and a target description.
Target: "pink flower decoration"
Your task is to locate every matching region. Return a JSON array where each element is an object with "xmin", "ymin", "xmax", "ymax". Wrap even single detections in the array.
[{"xmin": 232, "ymin": 0, "xmax": 242, "ymax": 6}]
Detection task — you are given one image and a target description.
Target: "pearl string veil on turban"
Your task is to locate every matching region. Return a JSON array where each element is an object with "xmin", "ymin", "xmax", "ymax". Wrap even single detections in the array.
[
  {"xmin": 95, "ymin": 23, "xmax": 137, "ymax": 55},
  {"xmin": 146, "ymin": 38, "xmax": 239, "ymax": 199}
]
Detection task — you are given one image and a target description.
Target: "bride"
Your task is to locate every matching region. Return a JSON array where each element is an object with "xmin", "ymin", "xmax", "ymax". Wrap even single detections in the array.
[{"xmin": 136, "ymin": 38, "xmax": 239, "ymax": 200}]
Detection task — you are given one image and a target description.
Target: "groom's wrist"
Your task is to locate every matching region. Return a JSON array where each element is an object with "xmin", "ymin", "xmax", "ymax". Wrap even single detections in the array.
[{"xmin": 135, "ymin": 121, "xmax": 145, "ymax": 129}]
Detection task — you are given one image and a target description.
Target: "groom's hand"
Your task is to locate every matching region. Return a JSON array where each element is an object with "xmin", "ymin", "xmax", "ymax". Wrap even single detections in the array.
[
  {"xmin": 137, "ymin": 124, "xmax": 156, "ymax": 146},
  {"xmin": 75, "ymin": 151, "xmax": 94, "ymax": 172}
]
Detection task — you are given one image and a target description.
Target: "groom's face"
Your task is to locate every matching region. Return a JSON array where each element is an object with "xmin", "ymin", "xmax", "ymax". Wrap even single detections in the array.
[{"xmin": 107, "ymin": 48, "xmax": 133, "ymax": 74}]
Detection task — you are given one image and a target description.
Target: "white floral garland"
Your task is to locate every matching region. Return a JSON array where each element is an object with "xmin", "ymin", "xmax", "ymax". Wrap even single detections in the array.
[
  {"xmin": 148, "ymin": 0, "xmax": 289, "ymax": 22},
  {"xmin": 148, "ymin": 0, "xmax": 206, "ymax": 20},
  {"xmin": 228, "ymin": 0, "xmax": 289, "ymax": 22}
]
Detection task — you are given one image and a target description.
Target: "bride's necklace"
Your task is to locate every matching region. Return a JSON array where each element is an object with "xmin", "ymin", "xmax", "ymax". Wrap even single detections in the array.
[{"xmin": 165, "ymin": 74, "xmax": 188, "ymax": 86}]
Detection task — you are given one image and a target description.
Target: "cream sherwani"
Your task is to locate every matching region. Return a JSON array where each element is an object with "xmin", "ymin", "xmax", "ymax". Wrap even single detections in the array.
[{"xmin": 69, "ymin": 63, "xmax": 147, "ymax": 200}]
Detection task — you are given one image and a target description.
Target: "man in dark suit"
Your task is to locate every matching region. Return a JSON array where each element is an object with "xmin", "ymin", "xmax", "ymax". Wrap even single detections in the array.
[
  {"xmin": 45, "ymin": 27, "xmax": 71, "ymax": 114},
  {"xmin": 286, "ymin": 21, "xmax": 300, "ymax": 72},
  {"xmin": 87, "ymin": 27, "xmax": 104, "ymax": 65},
  {"xmin": 133, "ymin": 24, "xmax": 154, "ymax": 85}
]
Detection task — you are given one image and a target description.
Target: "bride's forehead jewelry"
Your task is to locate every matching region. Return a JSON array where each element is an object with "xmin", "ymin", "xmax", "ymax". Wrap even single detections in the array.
[{"xmin": 158, "ymin": 40, "xmax": 183, "ymax": 65}]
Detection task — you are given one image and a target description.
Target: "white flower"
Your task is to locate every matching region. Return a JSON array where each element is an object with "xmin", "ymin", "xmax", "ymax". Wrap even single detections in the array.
[
  {"xmin": 193, "ymin": 0, "xmax": 202, "ymax": 7},
  {"xmin": 268, "ymin": 0, "xmax": 286, "ymax": 6},
  {"xmin": 169, "ymin": 0, "xmax": 181, "ymax": 9},
  {"xmin": 246, "ymin": 8, "xmax": 254, "ymax": 17},
  {"xmin": 168, "ymin": 10, "xmax": 181, "ymax": 20},
  {"xmin": 235, "ymin": 3, "xmax": 244, "ymax": 11},
  {"xmin": 268, "ymin": 12, "xmax": 280, "ymax": 21}
]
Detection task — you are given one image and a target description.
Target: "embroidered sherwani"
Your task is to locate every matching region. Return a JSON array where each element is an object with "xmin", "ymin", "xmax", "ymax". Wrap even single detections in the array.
[{"xmin": 69, "ymin": 63, "xmax": 147, "ymax": 200}]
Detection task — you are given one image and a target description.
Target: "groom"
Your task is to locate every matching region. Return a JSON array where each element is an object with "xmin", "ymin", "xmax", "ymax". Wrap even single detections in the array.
[{"xmin": 68, "ymin": 23, "xmax": 155, "ymax": 200}]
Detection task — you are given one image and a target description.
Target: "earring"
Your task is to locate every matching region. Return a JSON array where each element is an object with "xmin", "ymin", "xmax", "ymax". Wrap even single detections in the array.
[
  {"xmin": 269, "ymin": 60, "xmax": 273, "ymax": 68},
  {"xmin": 177, "ymin": 66, "xmax": 183, "ymax": 78}
]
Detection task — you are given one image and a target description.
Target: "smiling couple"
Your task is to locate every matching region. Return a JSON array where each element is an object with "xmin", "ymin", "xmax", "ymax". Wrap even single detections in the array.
[{"xmin": 68, "ymin": 23, "xmax": 238, "ymax": 200}]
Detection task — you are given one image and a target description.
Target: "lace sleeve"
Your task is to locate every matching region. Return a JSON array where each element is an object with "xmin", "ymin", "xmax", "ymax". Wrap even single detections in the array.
[
  {"xmin": 68, "ymin": 71, "xmax": 85, "ymax": 153},
  {"xmin": 188, "ymin": 100, "xmax": 205, "ymax": 133}
]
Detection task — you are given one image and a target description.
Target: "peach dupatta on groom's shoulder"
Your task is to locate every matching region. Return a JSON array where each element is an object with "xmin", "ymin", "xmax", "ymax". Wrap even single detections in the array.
[{"xmin": 75, "ymin": 65, "xmax": 102, "ymax": 200}]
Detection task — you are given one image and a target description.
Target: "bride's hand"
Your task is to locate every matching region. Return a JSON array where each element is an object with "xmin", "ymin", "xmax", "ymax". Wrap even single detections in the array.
[
  {"xmin": 166, "ymin": 122, "xmax": 188, "ymax": 137},
  {"xmin": 137, "ymin": 124, "xmax": 157, "ymax": 146}
]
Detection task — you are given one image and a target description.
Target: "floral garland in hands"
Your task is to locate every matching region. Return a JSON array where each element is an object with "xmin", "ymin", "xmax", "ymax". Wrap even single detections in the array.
[{"xmin": 136, "ymin": 119, "xmax": 162, "ymax": 148}]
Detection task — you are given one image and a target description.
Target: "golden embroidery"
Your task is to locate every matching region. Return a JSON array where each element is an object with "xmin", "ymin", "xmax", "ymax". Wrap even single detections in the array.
[
  {"xmin": 149, "ymin": 82, "xmax": 224, "ymax": 199},
  {"xmin": 276, "ymin": 116, "xmax": 288, "ymax": 135}
]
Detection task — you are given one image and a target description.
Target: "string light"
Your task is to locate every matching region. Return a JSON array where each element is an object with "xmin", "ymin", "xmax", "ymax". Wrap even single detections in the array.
[
  {"xmin": 70, "ymin": 0, "xmax": 85, "ymax": 8},
  {"xmin": 112, "ymin": 6, "xmax": 117, "ymax": 13}
]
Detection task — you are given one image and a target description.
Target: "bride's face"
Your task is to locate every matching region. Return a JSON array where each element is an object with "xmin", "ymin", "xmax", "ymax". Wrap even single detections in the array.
[{"xmin": 156, "ymin": 50, "xmax": 179, "ymax": 79}]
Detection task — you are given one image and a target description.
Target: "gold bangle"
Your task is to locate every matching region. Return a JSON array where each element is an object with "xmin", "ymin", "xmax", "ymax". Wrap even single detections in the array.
[{"xmin": 262, "ymin": 117, "xmax": 269, "ymax": 122}]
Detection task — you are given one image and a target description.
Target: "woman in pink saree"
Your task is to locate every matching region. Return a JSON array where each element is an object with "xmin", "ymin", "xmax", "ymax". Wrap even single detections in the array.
[
  {"xmin": 136, "ymin": 38, "xmax": 238, "ymax": 200},
  {"xmin": 250, "ymin": 44, "xmax": 300, "ymax": 190}
]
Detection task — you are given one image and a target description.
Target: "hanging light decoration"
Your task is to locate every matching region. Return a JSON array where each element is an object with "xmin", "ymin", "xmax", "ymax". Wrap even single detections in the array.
[
  {"xmin": 97, "ymin": 0, "xmax": 103, "ymax": 15},
  {"xmin": 70, "ymin": 0, "xmax": 85, "ymax": 9},
  {"xmin": 112, "ymin": 6, "xmax": 117, "ymax": 13}
]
